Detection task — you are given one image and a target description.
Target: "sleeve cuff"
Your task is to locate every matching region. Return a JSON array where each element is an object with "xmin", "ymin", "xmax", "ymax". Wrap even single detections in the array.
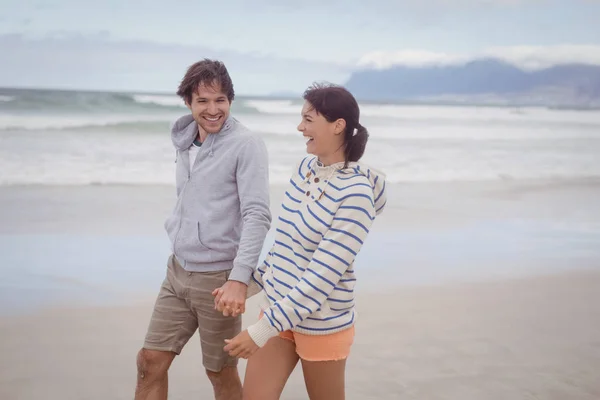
[
  {"xmin": 247, "ymin": 313, "xmax": 279, "ymax": 347},
  {"xmin": 246, "ymin": 275, "xmax": 263, "ymax": 299},
  {"xmin": 228, "ymin": 265, "xmax": 253, "ymax": 285}
]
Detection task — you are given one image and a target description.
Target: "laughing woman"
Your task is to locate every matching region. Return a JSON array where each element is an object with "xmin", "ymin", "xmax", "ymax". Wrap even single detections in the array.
[{"xmin": 219, "ymin": 83, "xmax": 386, "ymax": 400}]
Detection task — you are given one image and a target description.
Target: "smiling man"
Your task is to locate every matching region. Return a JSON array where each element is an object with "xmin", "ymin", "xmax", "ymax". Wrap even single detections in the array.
[{"xmin": 135, "ymin": 59, "xmax": 272, "ymax": 400}]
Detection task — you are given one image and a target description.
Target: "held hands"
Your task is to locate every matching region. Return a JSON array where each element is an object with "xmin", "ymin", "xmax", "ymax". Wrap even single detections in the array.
[
  {"xmin": 213, "ymin": 281, "xmax": 259, "ymax": 359},
  {"xmin": 212, "ymin": 280, "xmax": 248, "ymax": 317},
  {"xmin": 224, "ymin": 329, "xmax": 259, "ymax": 359}
]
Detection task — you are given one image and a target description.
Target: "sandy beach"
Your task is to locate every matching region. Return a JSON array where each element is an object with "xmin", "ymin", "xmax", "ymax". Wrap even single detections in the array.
[
  {"xmin": 1, "ymin": 269, "xmax": 599, "ymax": 399},
  {"xmin": 1, "ymin": 181, "xmax": 600, "ymax": 399}
]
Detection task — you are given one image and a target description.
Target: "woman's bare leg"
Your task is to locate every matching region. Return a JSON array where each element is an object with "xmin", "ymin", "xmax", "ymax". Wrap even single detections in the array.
[
  {"xmin": 243, "ymin": 337, "xmax": 299, "ymax": 400},
  {"xmin": 301, "ymin": 358, "xmax": 347, "ymax": 400}
]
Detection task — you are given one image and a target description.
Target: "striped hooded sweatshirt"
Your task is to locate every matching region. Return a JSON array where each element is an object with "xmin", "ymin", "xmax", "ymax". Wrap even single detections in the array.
[{"xmin": 247, "ymin": 155, "xmax": 387, "ymax": 347}]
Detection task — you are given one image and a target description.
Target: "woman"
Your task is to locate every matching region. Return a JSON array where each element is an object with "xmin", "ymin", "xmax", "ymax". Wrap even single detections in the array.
[{"xmin": 219, "ymin": 83, "xmax": 386, "ymax": 399}]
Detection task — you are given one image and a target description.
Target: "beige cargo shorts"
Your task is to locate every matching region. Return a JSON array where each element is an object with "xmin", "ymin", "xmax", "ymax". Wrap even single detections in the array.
[{"xmin": 143, "ymin": 254, "xmax": 241, "ymax": 372}]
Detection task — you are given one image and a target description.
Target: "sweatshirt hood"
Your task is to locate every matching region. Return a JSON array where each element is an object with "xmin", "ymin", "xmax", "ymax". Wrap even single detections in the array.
[
  {"xmin": 170, "ymin": 114, "xmax": 236, "ymax": 151},
  {"xmin": 348, "ymin": 162, "xmax": 387, "ymax": 216},
  {"xmin": 314, "ymin": 158, "xmax": 387, "ymax": 216}
]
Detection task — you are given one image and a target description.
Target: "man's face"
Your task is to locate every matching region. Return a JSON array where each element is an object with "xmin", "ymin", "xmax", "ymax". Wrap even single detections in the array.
[{"xmin": 187, "ymin": 81, "xmax": 231, "ymax": 134}]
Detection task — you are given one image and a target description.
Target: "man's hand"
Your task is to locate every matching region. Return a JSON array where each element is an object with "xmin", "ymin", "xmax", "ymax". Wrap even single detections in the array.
[
  {"xmin": 224, "ymin": 329, "xmax": 259, "ymax": 359},
  {"xmin": 212, "ymin": 280, "xmax": 247, "ymax": 317}
]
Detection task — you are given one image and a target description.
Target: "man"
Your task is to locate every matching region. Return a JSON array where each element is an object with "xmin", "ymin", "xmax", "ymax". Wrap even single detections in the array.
[{"xmin": 135, "ymin": 59, "xmax": 271, "ymax": 400}]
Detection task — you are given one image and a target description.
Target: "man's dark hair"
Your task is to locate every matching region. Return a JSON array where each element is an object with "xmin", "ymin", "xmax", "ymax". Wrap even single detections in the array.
[{"xmin": 176, "ymin": 59, "xmax": 235, "ymax": 104}]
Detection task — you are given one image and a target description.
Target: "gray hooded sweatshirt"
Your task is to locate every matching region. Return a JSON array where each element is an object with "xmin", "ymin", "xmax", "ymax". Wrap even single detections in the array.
[{"xmin": 164, "ymin": 114, "xmax": 271, "ymax": 285}]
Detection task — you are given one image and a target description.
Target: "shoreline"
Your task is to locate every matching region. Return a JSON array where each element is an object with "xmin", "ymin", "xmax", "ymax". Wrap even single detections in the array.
[
  {"xmin": 2, "ymin": 180, "xmax": 600, "ymax": 315},
  {"xmin": 2, "ymin": 174, "xmax": 600, "ymax": 186}
]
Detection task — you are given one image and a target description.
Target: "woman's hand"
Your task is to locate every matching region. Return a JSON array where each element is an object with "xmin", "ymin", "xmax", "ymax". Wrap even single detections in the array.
[
  {"xmin": 224, "ymin": 329, "xmax": 259, "ymax": 359},
  {"xmin": 211, "ymin": 281, "xmax": 246, "ymax": 317}
]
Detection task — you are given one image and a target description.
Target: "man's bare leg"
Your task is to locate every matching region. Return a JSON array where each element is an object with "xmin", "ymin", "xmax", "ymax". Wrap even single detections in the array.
[
  {"xmin": 206, "ymin": 366, "xmax": 243, "ymax": 400},
  {"xmin": 135, "ymin": 349, "xmax": 176, "ymax": 400}
]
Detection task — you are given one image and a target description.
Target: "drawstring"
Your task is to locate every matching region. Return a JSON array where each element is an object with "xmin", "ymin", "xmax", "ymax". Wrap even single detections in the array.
[
  {"xmin": 208, "ymin": 116, "xmax": 233, "ymax": 157},
  {"xmin": 209, "ymin": 133, "xmax": 215, "ymax": 157}
]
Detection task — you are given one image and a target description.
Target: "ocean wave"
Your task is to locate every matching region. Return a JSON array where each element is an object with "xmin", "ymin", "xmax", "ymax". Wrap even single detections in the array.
[
  {"xmin": 0, "ymin": 114, "xmax": 293, "ymax": 132},
  {"xmin": 0, "ymin": 89, "xmax": 194, "ymax": 114},
  {"xmin": 3, "ymin": 174, "xmax": 600, "ymax": 187},
  {"xmin": 2, "ymin": 88, "xmax": 600, "ymax": 127},
  {"xmin": 244, "ymin": 99, "xmax": 300, "ymax": 115},
  {"xmin": 359, "ymin": 104, "xmax": 600, "ymax": 125},
  {"xmin": 2, "ymin": 164, "xmax": 600, "ymax": 186},
  {"xmin": 0, "ymin": 88, "xmax": 281, "ymax": 116},
  {"xmin": 0, "ymin": 114, "xmax": 179, "ymax": 131},
  {"xmin": 132, "ymin": 94, "xmax": 187, "ymax": 108}
]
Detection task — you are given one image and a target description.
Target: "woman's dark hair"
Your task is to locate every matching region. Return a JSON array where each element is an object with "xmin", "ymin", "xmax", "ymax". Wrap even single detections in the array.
[
  {"xmin": 303, "ymin": 82, "xmax": 369, "ymax": 166},
  {"xmin": 177, "ymin": 59, "xmax": 235, "ymax": 104}
]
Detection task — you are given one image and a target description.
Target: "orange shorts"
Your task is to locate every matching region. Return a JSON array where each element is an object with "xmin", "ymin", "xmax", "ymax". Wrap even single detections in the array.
[{"xmin": 258, "ymin": 311, "xmax": 355, "ymax": 361}]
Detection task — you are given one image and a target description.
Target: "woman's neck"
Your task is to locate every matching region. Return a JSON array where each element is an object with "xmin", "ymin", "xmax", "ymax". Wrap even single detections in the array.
[{"xmin": 318, "ymin": 150, "xmax": 345, "ymax": 167}]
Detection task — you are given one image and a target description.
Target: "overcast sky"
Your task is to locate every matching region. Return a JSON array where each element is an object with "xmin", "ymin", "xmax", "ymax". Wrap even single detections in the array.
[{"xmin": 2, "ymin": 0, "xmax": 599, "ymax": 94}]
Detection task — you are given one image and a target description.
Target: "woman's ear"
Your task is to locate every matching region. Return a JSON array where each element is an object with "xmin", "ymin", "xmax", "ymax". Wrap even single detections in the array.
[{"xmin": 334, "ymin": 118, "xmax": 346, "ymax": 135}]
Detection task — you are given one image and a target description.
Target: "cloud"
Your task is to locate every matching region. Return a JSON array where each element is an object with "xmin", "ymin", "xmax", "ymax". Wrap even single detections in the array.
[
  {"xmin": 484, "ymin": 45, "xmax": 600, "ymax": 70},
  {"xmin": 0, "ymin": 34, "xmax": 349, "ymax": 94},
  {"xmin": 357, "ymin": 50, "xmax": 471, "ymax": 69},
  {"xmin": 357, "ymin": 45, "xmax": 600, "ymax": 70}
]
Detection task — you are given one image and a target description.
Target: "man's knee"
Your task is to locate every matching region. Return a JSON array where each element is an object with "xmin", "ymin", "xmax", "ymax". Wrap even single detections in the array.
[
  {"xmin": 205, "ymin": 365, "xmax": 237, "ymax": 379},
  {"xmin": 205, "ymin": 366, "xmax": 240, "ymax": 387},
  {"xmin": 136, "ymin": 349, "xmax": 174, "ymax": 381}
]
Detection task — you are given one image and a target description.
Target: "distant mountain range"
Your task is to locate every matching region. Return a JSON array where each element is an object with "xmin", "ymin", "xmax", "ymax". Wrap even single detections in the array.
[{"xmin": 345, "ymin": 59, "xmax": 600, "ymax": 108}]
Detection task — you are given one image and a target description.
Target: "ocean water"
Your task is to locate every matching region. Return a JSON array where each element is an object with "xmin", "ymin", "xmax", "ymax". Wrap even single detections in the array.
[
  {"xmin": 2, "ymin": 88, "xmax": 600, "ymax": 314},
  {"xmin": 2, "ymin": 87, "xmax": 600, "ymax": 185}
]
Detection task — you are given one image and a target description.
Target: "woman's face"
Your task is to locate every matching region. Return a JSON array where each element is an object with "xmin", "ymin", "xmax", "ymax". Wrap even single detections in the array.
[{"xmin": 297, "ymin": 101, "xmax": 345, "ymax": 160}]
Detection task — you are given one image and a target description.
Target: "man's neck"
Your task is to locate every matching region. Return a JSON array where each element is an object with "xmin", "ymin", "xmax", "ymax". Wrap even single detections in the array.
[{"xmin": 197, "ymin": 125, "xmax": 209, "ymax": 143}]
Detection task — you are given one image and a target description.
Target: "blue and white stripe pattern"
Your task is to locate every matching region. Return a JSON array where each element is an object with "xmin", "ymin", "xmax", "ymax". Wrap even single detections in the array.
[{"xmin": 247, "ymin": 156, "xmax": 387, "ymax": 347}]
